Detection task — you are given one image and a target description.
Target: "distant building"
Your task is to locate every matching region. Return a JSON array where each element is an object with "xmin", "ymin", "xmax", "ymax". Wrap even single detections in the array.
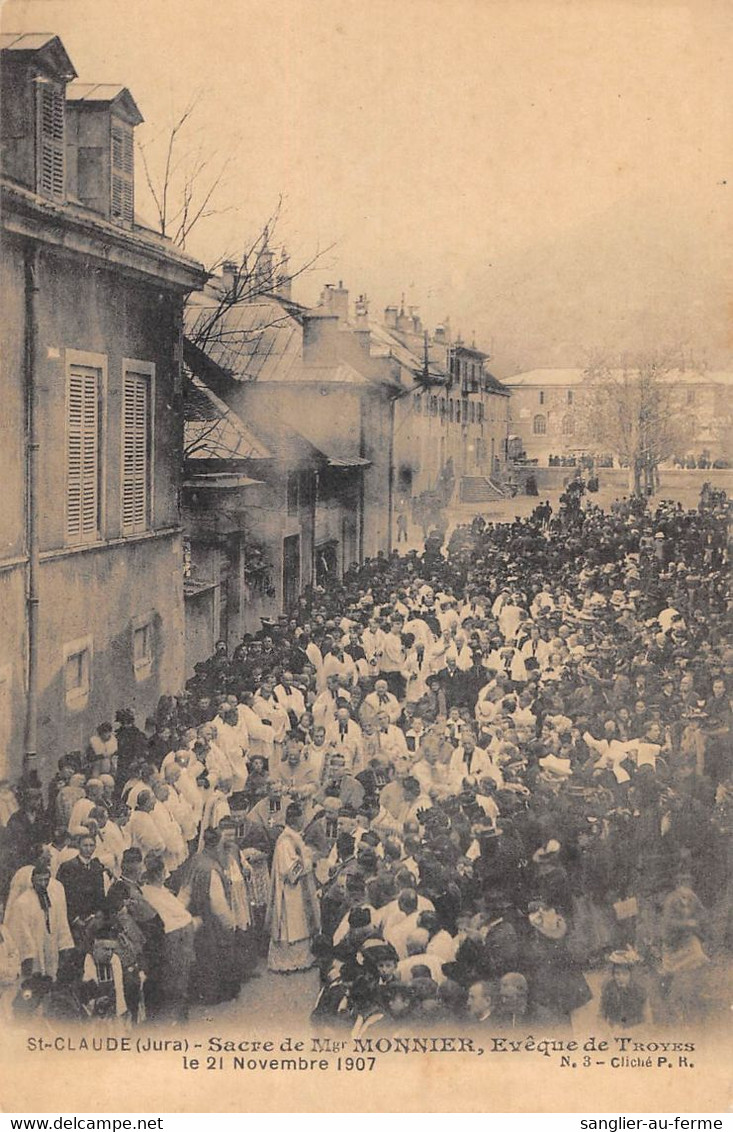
[
  {"xmin": 374, "ymin": 305, "xmax": 511, "ymax": 508},
  {"xmin": 502, "ymin": 369, "xmax": 588, "ymax": 464},
  {"xmin": 182, "ymin": 273, "xmax": 513, "ymax": 653},
  {"xmin": 182, "ymin": 274, "xmax": 401, "ymax": 651},
  {"xmin": 503, "ymin": 367, "xmax": 732, "ymax": 465},
  {"xmin": 182, "ymin": 375, "xmax": 272, "ymax": 669},
  {"xmin": 0, "ymin": 33, "xmax": 205, "ymax": 779}
]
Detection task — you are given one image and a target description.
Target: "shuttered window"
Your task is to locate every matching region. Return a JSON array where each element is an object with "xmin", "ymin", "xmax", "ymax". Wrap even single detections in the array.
[
  {"xmin": 66, "ymin": 365, "xmax": 101, "ymax": 543},
  {"xmin": 122, "ymin": 369, "xmax": 151, "ymax": 533},
  {"xmin": 111, "ymin": 122, "xmax": 134, "ymax": 224},
  {"xmin": 36, "ymin": 81, "xmax": 65, "ymax": 200}
]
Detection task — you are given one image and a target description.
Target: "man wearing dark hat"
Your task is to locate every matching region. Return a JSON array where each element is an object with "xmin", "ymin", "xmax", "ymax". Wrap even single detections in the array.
[{"xmin": 114, "ymin": 709, "xmax": 149, "ymax": 793}]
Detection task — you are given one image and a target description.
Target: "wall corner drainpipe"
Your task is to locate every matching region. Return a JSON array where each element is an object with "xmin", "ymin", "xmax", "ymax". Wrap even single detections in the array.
[
  {"xmin": 24, "ymin": 242, "xmax": 40, "ymax": 784},
  {"xmin": 387, "ymin": 394, "xmax": 396, "ymax": 553}
]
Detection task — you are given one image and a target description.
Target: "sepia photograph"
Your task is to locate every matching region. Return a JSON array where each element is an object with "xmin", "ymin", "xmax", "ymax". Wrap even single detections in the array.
[{"xmin": 0, "ymin": 0, "xmax": 730, "ymax": 1116}]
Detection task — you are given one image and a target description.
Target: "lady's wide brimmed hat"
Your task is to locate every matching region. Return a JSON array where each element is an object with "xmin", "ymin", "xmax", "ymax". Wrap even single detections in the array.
[
  {"xmin": 608, "ymin": 946, "xmax": 642, "ymax": 966},
  {"xmin": 528, "ymin": 905, "xmax": 567, "ymax": 940},
  {"xmin": 532, "ymin": 838, "xmax": 562, "ymax": 863}
]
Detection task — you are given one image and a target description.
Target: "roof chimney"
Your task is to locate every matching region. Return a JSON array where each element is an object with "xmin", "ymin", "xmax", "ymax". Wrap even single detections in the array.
[
  {"xmin": 302, "ymin": 310, "xmax": 340, "ymax": 366},
  {"xmin": 354, "ymin": 294, "xmax": 371, "ymax": 353},
  {"xmin": 221, "ymin": 261, "xmax": 238, "ymax": 295},
  {"xmin": 396, "ymin": 301, "xmax": 413, "ymax": 334},
  {"xmin": 409, "ymin": 306, "xmax": 422, "ymax": 336},
  {"xmin": 384, "ymin": 305, "xmax": 398, "ymax": 330},
  {"xmin": 319, "ymin": 281, "xmax": 349, "ymax": 323},
  {"xmin": 276, "ymin": 247, "xmax": 292, "ymax": 301}
]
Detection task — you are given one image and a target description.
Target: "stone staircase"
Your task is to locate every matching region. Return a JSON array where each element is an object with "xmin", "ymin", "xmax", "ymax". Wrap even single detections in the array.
[{"xmin": 459, "ymin": 475, "xmax": 507, "ymax": 503}]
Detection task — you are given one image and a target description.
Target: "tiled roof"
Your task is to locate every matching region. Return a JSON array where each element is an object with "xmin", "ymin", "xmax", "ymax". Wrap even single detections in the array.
[
  {"xmin": 183, "ymin": 373, "xmax": 271, "ymax": 461},
  {"xmin": 0, "ymin": 32, "xmax": 76, "ymax": 78},
  {"xmin": 185, "ymin": 291, "xmax": 303, "ymax": 382},
  {"xmin": 186, "ymin": 286, "xmax": 404, "ymax": 394},
  {"xmin": 1, "ymin": 31, "xmax": 58, "ymax": 50},
  {"xmin": 368, "ymin": 323, "xmax": 425, "ymax": 377},
  {"xmin": 504, "ymin": 367, "xmax": 733, "ymax": 388},
  {"xmin": 502, "ymin": 369, "xmax": 589, "ymax": 388},
  {"xmin": 483, "ymin": 370, "xmax": 510, "ymax": 396},
  {"xmin": 297, "ymin": 362, "xmax": 372, "ymax": 386},
  {"xmin": 66, "ymin": 82, "xmax": 143, "ymax": 124},
  {"xmin": 183, "ymin": 473, "xmax": 263, "ymax": 489}
]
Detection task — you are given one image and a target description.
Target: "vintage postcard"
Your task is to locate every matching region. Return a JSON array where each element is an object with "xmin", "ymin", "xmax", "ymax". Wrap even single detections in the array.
[{"xmin": 0, "ymin": 0, "xmax": 730, "ymax": 1115}]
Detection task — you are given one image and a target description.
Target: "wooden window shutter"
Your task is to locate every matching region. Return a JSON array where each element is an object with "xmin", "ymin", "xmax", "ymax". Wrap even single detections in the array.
[
  {"xmin": 111, "ymin": 122, "xmax": 134, "ymax": 223},
  {"xmin": 67, "ymin": 366, "xmax": 100, "ymax": 543},
  {"xmin": 37, "ymin": 81, "xmax": 65, "ymax": 200},
  {"xmin": 122, "ymin": 372, "xmax": 149, "ymax": 533}
]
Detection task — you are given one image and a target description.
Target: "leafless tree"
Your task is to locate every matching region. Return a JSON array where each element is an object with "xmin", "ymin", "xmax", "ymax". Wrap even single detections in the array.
[
  {"xmin": 580, "ymin": 351, "xmax": 693, "ymax": 495},
  {"xmin": 137, "ymin": 95, "xmax": 236, "ymax": 251},
  {"xmin": 186, "ymin": 198, "xmax": 332, "ymax": 355},
  {"xmin": 138, "ymin": 95, "xmax": 332, "ymax": 273},
  {"xmin": 139, "ymin": 96, "xmax": 335, "ymax": 393}
]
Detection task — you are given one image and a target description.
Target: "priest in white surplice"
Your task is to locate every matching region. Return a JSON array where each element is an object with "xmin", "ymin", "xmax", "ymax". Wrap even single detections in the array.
[{"xmin": 266, "ymin": 803, "xmax": 320, "ymax": 973}]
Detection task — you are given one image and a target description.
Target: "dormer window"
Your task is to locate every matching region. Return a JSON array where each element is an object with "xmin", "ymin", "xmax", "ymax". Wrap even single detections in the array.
[
  {"xmin": 36, "ymin": 78, "xmax": 65, "ymax": 199},
  {"xmin": 0, "ymin": 34, "xmax": 76, "ymax": 196},
  {"xmin": 111, "ymin": 120, "xmax": 134, "ymax": 223},
  {"xmin": 66, "ymin": 83, "xmax": 142, "ymax": 223}
]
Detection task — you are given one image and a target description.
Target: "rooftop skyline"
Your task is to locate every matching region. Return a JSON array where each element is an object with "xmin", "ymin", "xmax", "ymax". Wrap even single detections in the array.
[{"xmin": 3, "ymin": 0, "xmax": 730, "ymax": 374}]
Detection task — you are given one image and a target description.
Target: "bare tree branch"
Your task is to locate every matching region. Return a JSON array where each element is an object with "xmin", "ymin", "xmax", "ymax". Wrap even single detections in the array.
[
  {"xmin": 579, "ymin": 349, "xmax": 695, "ymax": 495},
  {"xmin": 138, "ymin": 98, "xmax": 337, "ymax": 383},
  {"xmin": 136, "ymin": 93, "xmax": 231, "ymax": 243}
]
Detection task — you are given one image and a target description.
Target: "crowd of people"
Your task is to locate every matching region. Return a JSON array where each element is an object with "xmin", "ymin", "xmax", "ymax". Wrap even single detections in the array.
[{"xmin": 0, "ymin": 486, "xmax": 730, "ymax": 1035}]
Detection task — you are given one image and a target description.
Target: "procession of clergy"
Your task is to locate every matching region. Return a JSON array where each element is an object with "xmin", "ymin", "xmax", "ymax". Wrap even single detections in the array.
[{"xmin": 1, "ymin": 483, "xmax": 730, "ymax": 1032}]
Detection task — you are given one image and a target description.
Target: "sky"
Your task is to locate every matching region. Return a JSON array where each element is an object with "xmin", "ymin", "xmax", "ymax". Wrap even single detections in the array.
[{"xmin": 3, "ymin": 0, "xmax": 731, "ymax": 373}]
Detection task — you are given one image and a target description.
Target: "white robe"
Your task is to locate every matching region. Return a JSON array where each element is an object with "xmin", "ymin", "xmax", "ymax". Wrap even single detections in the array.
[
  {"xmin": 238, "ymin": 703, "xmax": 274, "ymax": 759},
  {"xmin": 129, "ymin": 810, "xmax": 166, "ymax": 857},
  {"xmin": 377, "ymin": 725, "xmax": 409, "ymax": 761},
  {"xmin": 253, "ymin": 696, "xmax": 292, "ymax": 744},
  {"xmin": 319, "ymin": 653, "xmax": 358, "ymax": 693},
  {"xmin": 167, "ymin": 765, "xmax": 204, "ymax": 822},
  {"xmin": 198, "ymin": 791, "xmax": 231, "ymax": 850},
  {"xmin": 205, "ymin": 741, "xmax": 232, "ymax": 788},
  {"xmin": 165, "ymin": 788, "xmax": 198, "ymax": 842},
  {"xmin": 68, "ymin": 797, "xmax": 95, "ymax": 836},
  {"xmin": 498, "ymin": 603, "xmax": 523, "ymax": 642},
  {"xmin": 267, "ymin": 828, "xmax": 319, "ymax": 946},
  {"xmin": 6, "ymin": 883, "xmax": 74, "ymax": 979},
  {"xmin": 95, "ymin": 822, "xmax": 126, "ymax": 874},
  {"xmin": 324, "ymin": 720, "xmax": 364, "ymax": 772},
  {"xmin": 312, "ymin": 690, "xmax": 342, "ymax": 731},
  {"xmin": 214, "ymin": 718, "xmax": 249, "ymax": 790},
  {"xmin": 152, "ymin": 801, "xmax": 187, "ymax": 872},
  {"xmin": 363, "ymin": 691, "xmax": 401, "ymax": 724},
  {"xmin": 274, "ymin": 684, "xmax": 306, "ymax": 720},
  {"xmin": 449, "ymin": 745, "xmax": 503, "ymax": 790}
]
